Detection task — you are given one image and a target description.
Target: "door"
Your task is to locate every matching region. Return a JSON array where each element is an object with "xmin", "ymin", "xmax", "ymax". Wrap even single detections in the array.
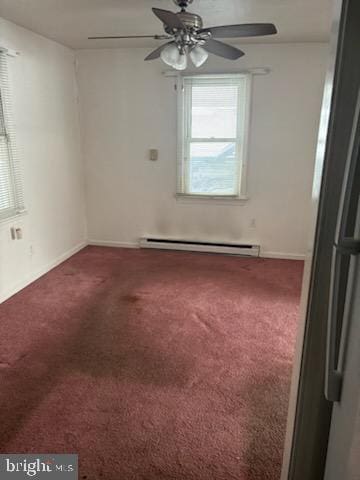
[
  {"xmin": 283, "ymin": 0, "xmax": 360, "ymax": 478},
  {"xmin": 324, "ymin": 88, "xmax": 360, "ymax": 479},
  {"xmin": 285, "ymin": 1, "xmax": 360, "ymax": 478}
]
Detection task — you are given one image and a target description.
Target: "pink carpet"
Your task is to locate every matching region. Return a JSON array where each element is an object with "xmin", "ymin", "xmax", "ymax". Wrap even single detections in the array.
[{"xmin": 0, "ymin": 246, "xmax": 303, "ymax": 479}]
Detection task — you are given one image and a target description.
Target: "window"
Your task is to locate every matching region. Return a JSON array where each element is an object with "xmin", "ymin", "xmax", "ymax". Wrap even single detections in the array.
[
  {"xmin": 177, "ymin": 74, "xmax": 251, "ymax": 198},
  {"xmin": 0, "ymin": 50, "xmax": 24, "ymax": 220}
]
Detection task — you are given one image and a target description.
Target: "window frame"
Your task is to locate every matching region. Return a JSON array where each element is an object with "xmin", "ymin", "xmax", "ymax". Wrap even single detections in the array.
[{"xmin": 176, "ymin": 73, "xmax": 252, "ymax": 200}]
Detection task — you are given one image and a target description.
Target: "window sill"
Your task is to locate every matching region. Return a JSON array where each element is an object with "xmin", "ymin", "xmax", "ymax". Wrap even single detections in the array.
[
  {"xmin": 175, "ymin": 193, "xmax": 249, "ymax": 205},
  {"xmin": 0, "ymin": 210, "xmax": 28, "ymax": 226}
]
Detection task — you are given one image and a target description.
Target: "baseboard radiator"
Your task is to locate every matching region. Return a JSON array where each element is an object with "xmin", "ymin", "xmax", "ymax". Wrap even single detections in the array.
[{"xmin": 139, "ymin": 237, "xmax": 260, "ymax": 257}]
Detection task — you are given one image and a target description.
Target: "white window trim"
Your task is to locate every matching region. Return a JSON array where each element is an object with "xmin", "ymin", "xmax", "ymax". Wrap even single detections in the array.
[
  {"xmin": 0, "ymin": 209, "xmax": 27, "ymax": 226},
  {"xmin": 176, "ymin": 73, "xmax": 252, "ymax": 201}
]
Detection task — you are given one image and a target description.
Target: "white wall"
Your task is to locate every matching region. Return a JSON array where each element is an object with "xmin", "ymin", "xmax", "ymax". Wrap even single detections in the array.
[
  {"xmin": 0, "ymin": 18, "xmax": 87, "ymax": 302},
  {"xmin": 77, "ymin": 43, "xmax": 328, "ymax": 258}
]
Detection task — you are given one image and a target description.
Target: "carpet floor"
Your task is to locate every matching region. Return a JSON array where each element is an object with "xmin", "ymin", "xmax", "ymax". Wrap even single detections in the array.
[{"xmin": 0, "ymin": 246, "xmax": 303, "ymax": 480}]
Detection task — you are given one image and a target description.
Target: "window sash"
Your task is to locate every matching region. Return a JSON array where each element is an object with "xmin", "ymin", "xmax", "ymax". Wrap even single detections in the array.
[{"xmin": 177, "ymin": 74, "xmax": 250, "ymax": 198}]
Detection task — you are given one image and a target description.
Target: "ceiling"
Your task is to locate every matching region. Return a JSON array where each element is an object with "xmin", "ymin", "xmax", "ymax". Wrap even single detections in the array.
[{"xmin": 0, "ymin": 0, "xmax": 332, "ymax": 49}]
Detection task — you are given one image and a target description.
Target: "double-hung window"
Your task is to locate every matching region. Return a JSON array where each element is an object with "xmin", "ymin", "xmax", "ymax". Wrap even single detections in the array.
[
  {"xmin": 177, "ymin": 74, "xmax": 251, "ymax": 198},
  {"xmin": 0, "ymin": 49, "xmax": 24, "ymax": 221}
]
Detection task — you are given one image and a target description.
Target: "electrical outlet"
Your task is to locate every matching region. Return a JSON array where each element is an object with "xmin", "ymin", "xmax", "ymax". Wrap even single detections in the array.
[
  {"xmin": 29, "ymin": 245, "xmax": 34, "ymax": 256},
  {"xmin": 249, "ymin": 219, "xmax": 256, "ymax": 229}
]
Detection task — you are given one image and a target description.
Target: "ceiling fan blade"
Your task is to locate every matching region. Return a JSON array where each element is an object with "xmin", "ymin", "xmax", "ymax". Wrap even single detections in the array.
[
  {"xmin": 144, "ymin": 42, "xmax": 175, "ymax": 61},
  {"xmin": 88, "ymin": 34, "xmax": 168, "ymax": 40},
  {"xmin": 152, "ymin": 8, "xmax": 185, "ymax": 30},
  {"xmin": 203, "ymin": 39, "xmax": 244, "ymax": 60},
  {"xmin": 199, "ymin": 23, "xmax": 277, "ymax": 38}
]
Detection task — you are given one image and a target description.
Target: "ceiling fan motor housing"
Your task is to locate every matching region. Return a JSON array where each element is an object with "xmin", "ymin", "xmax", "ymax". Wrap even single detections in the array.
[{"xmin": 177, "ymin": 11, "xmax": 203, "ymax": 30}]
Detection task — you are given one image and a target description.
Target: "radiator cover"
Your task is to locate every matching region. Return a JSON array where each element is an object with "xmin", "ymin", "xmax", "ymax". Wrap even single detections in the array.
[{"xmin": 139, "ymin": 237, "xmax": 260, "ymax": 257}]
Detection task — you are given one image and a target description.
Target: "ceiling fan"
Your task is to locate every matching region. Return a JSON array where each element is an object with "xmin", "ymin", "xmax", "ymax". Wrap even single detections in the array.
[{"xmin": 89, "ymin": 0, "xmax": 277, "ymax": 70}]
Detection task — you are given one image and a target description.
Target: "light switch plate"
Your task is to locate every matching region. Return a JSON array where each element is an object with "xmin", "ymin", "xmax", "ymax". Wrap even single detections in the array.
[{"xmin": 149, "ymin": 149, "xmax": 158, "ymax": 161}]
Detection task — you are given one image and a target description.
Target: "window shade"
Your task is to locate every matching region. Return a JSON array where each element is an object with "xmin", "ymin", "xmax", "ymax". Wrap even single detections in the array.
[
  {"xmin": 0, "ymin": 50, "xmax": 24, "ymax": 220},
  {"xmin": 178, "ymin": 75, "xmax": 250, "ymax": 197}
]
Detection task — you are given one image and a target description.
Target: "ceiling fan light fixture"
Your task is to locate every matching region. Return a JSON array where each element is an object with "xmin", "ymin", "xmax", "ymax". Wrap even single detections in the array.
[
  {"xmin": 189, "ymin": 45, "xmax": 208, "ymax": 67},
  {"xmin": 160, "ymin": 43, "xmax": 181, "ymax": 67},
  {"xmin": 173, "ymin": 52, "xmax": 187, "ymax": 70},
  {"xmin": 160, "ymin": 43, "xmax": 188, "ymax": 70}
]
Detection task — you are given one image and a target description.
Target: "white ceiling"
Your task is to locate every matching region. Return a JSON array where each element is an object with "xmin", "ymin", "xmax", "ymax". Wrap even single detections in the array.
[{"xmin": 0, "ymin": 0, "xmax": 332, "ymax": 49}]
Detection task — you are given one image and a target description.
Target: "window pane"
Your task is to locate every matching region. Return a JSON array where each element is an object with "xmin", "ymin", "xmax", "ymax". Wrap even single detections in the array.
[
  {"xmin": 188, "ymin": 142, "xmax": 238, "ymax": 195},
  {"xmin": 191, "ymin": 84, "xmax": 238, "ymax": 139}
]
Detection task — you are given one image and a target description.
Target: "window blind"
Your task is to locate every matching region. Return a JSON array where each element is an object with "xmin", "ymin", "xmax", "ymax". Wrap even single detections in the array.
[
  {"xmin": 177, "ymin": 75, "xmax": 250, "ymax": 197},
  {"xmin": 0, "ymin": 50, "xmax": 24, "ymax": 220}
]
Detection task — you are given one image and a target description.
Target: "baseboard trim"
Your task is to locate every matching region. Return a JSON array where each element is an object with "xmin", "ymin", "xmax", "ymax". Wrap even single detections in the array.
[
  {"xmin": 0, "ymin": 241, "xmax": 87, "ymax": 304},
  {"xmin": 260, "ymin": 251, "xmax": 306, "ymax": 261},
  {"xmin": 88, "ymin": 239, "xmax": 139, "ymax": 249}
]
